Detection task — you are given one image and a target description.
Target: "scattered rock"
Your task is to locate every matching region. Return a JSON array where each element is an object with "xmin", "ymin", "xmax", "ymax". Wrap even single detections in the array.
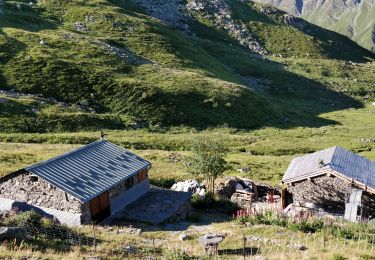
[
  {"xmin": 84, "ymin": 257, "xmax": 102, "ymax": 260},
  {"xmin": 179, "ymin": 232, "xmax": 190, "ymax": 241},
  {"xmin": 117, "ymin": 227, "xmax": 142, "ymax": 235},
  {"xmin": 238, "ymin": 167, "xmax": 250, "ymax": 173},
  {"xmin": 85, "ymin": 15, "xmax": 96, "ymax": 23},
  {"xmin": 123, "ymin": 245, "xmax": 137, "ymax": 254},
  {"xmin": 79, "ymin": 99, "xmax": 89, "ymax": 107},
  {"xmin": 99, "ymin": 42, "xmax": 152, "ymax": 65},
  {"xmin": 0, "ymin": 227, "xmax": 27, "ymax": 240},
  {"xmin": 74, "ymin": 22, "xmax": 88, "ymax": 32}
]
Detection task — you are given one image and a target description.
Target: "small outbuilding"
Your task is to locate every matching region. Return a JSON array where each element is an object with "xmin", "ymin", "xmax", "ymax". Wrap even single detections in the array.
[
  {"xmin": 0, "ymin": 140, "xmax": 151, "ymax": 225},
  {"xmin": 282, "ymin": 146, "xmax": 375, "ymax": 221}
]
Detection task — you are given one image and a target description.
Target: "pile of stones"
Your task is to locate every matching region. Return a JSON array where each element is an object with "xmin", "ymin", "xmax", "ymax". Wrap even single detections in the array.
[{"xmin": 171, "ymin": 180, "xmax": 205, "ymax": 196}]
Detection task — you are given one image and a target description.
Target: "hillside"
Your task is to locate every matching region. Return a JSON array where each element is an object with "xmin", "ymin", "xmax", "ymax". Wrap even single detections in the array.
[
  {"xmin": 0, "ymin": 0, "xmax": 374, "ymax": 132},
  {"xmin": 252, "ymin": 0, "xmax": 375, "ymax": 52}
]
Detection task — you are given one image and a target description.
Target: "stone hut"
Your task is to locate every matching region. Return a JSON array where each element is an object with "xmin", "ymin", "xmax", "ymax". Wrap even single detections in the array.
[
  {"xmin": 282, "ymin": 146, "xmax": 375, "ymax": 221},
  {"xmin": 0, "ymin": 140, "xmax": 151, "ymax": 225}
]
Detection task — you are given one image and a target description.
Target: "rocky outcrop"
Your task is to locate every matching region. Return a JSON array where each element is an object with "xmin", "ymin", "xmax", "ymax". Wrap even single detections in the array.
[
  {"xmin": 187, "ymin": 0, "xmax": 268, "ymax": 55},
  {"xmin": 134, "ymin": 0, "xmax": 189, "ymax": 31},
  {"xmin": 133, "ymin": 0, "xmax": 267, "ymax": 55}
]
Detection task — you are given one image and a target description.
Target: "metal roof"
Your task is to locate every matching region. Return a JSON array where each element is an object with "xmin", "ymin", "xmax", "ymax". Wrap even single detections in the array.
[
  {"xmin": 25, "ymin": 140, "xmax": 151, "ymax": 203},
  {"xmin": 283, "ymin": 146, "xmax": 375, "ymax": 190}
]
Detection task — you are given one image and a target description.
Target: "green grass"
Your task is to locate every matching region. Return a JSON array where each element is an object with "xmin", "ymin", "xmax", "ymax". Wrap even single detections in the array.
[
  {"xmin": 1, "ymin": 103, "xmax": 374, "ymax": 184},
  {"xmin": 0, "ymin": 0, "xmax": 374, "ymax": 131}
]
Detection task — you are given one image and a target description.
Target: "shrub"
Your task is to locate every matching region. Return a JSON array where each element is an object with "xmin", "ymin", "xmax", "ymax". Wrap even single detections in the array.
[
  {"xmin": 150, "ymin": 178, "xmax": 177, "ymax": 189},
  {"xmin": 235, "ymin": 210, "xmax": 288, "ymax": 227},
  {"xmin": 3, "ymin": 210, "xmax": 42, "ymax": 228},
  {"xmin": 332, "ymin": 254, "xmax": 347, "ymax": 260},
  {"xmin": 191, "ymin": 192, "xmax": 239, "ymax": 214},
  {"xmin": 288, "ymin": 219, "xmax": 324, "ymax": 233}
]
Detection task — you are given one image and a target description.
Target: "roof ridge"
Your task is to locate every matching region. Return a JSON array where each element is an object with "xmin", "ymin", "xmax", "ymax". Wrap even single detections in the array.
[{"xmin": 26, "ymin": 140, "xmax": 106, "ymax": 171}]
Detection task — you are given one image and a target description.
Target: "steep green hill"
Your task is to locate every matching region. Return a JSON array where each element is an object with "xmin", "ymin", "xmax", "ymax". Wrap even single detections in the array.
[
  {"xmin": 0, "ymin": 0, "xmax": 374, "ymax": 132},
  {"xmin": 253, "ymin": 0, "xmax": 375, "ymax": 52}
]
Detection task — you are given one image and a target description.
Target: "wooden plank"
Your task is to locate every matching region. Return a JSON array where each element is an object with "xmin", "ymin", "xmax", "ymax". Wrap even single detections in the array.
[
  {"xmin": 90, "ymin": 197, "xmax": 100, "ymax": 216},
  {"xmin": 99, "ymin": 192, "xmax": 110, "ymax": 209}
]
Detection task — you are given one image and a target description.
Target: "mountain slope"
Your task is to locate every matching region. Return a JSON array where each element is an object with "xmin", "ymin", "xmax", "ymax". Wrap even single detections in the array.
[
  {"xmin": 0, "ymin": 0, "xmax": 374, "ymax": 132},
  {"xmin": 252, "ymin": 0, "xmax": 375, "ymax": 51}
]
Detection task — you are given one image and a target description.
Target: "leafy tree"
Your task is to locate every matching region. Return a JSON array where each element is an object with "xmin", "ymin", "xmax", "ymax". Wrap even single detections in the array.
[{"xmin": 189, "ymin": 137, "xmax": 228, "ymax": 193}]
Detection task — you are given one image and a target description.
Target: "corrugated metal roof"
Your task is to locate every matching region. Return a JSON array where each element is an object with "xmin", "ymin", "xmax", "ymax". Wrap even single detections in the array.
[
  {"xmin": 25, "ymin": 140, "xmax": 151, "ymax": 203},
  {"xmin": 283, "ymin": 146, "xmax": 375, "ymax": 190}
]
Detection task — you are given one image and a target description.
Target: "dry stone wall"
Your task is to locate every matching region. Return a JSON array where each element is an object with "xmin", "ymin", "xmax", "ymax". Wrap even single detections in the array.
[
  {"xmin": 287, "ymin": 175, "xmax": 351, "ymax": 215},
  {"xmin": 288, "ymin": 175, "xmax": 375, "ymax": 218},
  {"xmin": 0, "ymin": 171, "xmax": 85, "ymax": 215}
]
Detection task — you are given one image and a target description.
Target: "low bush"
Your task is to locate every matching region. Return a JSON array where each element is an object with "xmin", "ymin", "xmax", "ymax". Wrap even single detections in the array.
[
  {"xmin": 191, "ymin": 193, "xmax": 239, "ymax": 214},
  {"xmin": 288, "ymin": 219, "xmax": 324, "ymax": 233},
  {"xmin": 3, "ymin": 210, "xmax": 42, "ymax": 228},
  {"xmin": 149, "ymin": 178, "xmax": 177, "ymax": 189}
]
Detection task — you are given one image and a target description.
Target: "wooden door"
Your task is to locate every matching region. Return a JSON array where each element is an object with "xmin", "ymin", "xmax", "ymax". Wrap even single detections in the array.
[{"xmin": 90, "ymin": 191, "xmax": 111, "ymax": 223}]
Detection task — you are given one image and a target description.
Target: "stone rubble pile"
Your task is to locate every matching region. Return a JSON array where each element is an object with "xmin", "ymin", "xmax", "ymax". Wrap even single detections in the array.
[{"xmin": 171, "ymin": 180, "xmax": 205, "ymax": 195}]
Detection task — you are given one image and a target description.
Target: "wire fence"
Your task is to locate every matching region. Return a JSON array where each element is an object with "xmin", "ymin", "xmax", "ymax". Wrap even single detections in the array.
[{"xmin": 2, "ymin": 219, "xmax": 375, "ymax": 258}]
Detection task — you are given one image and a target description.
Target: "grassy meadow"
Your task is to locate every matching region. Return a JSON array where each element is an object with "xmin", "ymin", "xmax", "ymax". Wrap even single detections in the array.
[{"xmin": 1, "ymin": 103, "xmax": 374, "ymax": 185}]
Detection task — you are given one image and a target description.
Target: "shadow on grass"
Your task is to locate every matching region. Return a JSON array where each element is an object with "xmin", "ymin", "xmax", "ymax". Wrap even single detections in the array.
[
  {"xmin": 108, "ymin": 0, "xmax": 366, "ymax": 130},
  {"xmin": 218, "ymin": 246, "xmax": 260, "ymax": 256},
  {"xmin": 108, "ymin": 211, "xmax": 232, "ymax": 232}
]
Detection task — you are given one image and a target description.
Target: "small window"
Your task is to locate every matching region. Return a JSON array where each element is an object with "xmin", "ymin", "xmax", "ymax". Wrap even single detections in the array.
[{"xmin": 30, "ymin": 175, "xmax": 39, "ymax": 182}]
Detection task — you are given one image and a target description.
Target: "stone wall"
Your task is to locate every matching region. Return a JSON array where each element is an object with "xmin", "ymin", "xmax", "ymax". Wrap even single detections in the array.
[
  {"xmin": 287, "ymin": 175, "xmax": 351, "ymax": 215},
  {"xmin": 287, "ymin": 175, "xmax": 375, "ymax": 218},
  {"xmin": 0, "ymin": 171, "xmax": 85, "ymax": 215},
  {"xmin": 360, "ymin": 192, "xmax": 375, "ymax": 219}
]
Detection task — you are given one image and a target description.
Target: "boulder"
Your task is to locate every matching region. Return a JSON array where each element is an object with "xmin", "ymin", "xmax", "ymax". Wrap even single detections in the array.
[
  {"xmin": 198, "ymin": 233, "xmax": 225, "ymax": 247},
  {"xmin": 0, "ymin": 227, "xmax": 27, "ymax": 240},
  {"xmin": 171, "ymin": 180, "xmax": 200, "ymax": 193},
  {"xmin": 179, "ymin": 232, "xmax": 190, "ymax": 241},
  {"xmin": 216, "ymin": 177, "xmax": 238, "ymax": 198}
]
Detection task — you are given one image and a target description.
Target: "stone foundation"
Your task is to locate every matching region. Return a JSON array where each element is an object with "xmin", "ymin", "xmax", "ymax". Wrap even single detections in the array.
[{"xmin": 287, "ymin": 175, "xmax": 375, "ymax": 219}]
